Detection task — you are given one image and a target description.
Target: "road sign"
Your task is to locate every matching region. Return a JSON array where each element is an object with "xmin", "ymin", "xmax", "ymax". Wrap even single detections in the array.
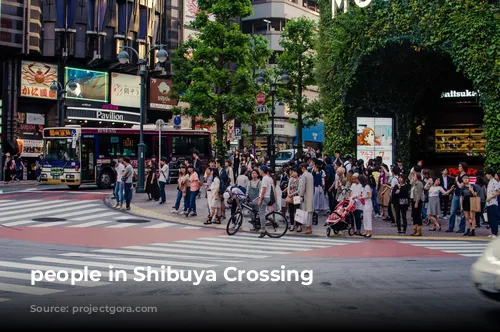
[
  {"xmin": 155, "ymin": 119, "xmax": 165, "ymax": 130},
  {"xmin": 235, "ymin": 127, "xmax": 242, "ymax": 139},
  {"xmin": 255, "ymin": 105, "xmax": 268, "ymax": 114},
  {"xmin": 256, "ymin": 93, "xmax": 266, "ymax": 105}
]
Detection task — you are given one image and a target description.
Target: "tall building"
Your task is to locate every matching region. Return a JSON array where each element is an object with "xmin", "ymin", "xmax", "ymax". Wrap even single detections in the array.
[
  {"xmin": 0, "ymin": 0, "xmax": 182, "ymax": 180},
  {"xmin": 241, "ymin": 0, "xmax": 322, "ymax": 155}
]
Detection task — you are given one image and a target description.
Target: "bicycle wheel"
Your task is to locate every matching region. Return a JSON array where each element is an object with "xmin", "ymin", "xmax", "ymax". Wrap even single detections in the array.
[
  {"xmin": 264, "ymin": 211, "xmax": 288, "ymax": 238},
  {"xmin": 226, "ymin": 211, "xmax": 244, "ymax": 236}
]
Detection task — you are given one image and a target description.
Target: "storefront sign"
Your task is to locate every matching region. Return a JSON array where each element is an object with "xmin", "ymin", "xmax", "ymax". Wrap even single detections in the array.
[
  {"xmin": 66, "ymin": 106, "xmax": 139, "ymax": 124},
  {"xmin": 440, "ymin": 90, "xmax": 479, "ymax": 98},
  {"xmin": 20, "ymin": 61, "xmax": 58, "ymax": 100},
  {"xmin": 149, "ymin": 78, "xmax": 178, "ymax": 110},
  {"xmin": 17, "ymin": 139, "xmax": 44, "ymax": 157},
  {"xmin": 332, "ymin": 0, "xmax": 372, "ymax": 18},
  {"xmin": 111, "ymin": 73, "xmax": 141, "ymax": 108},
  {"xmin": 447, "ymin": 167, "xmax": 478, "ymax": 177},
  {"xmin": 26, "ymin": 113, "xmax": 45, "ymax": 125},
  {"xmin": 356, "ymin": 117, "xmax": 393, "ymax": 167},
  {"xmin": 263, "ymin": 119, "xmax": 296, "ymax": 137},
  {"xmin": 64, "ymin": 67, "xmax": 109, "ymax": 103}
]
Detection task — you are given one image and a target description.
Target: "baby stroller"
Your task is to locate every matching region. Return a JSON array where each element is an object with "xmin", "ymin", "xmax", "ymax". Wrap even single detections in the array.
[{"xmin": 325, "ymin": 197, "xmax": 356, "ymax": 237}]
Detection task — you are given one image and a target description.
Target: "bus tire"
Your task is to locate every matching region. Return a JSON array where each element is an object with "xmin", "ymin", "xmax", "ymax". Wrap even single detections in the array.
[
  {"xmin": 68, "ymin": 185, "xmax": 80, "ymax": 189},
  {"xmin": 98, "ymin": 170, "xmax": 114, "ymax": 189}
]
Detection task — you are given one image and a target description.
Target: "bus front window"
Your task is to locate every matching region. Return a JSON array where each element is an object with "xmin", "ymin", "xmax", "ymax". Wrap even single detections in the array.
[{"xmin": 44, "ymin": 138, "xmax": 79, "ymax": 161}]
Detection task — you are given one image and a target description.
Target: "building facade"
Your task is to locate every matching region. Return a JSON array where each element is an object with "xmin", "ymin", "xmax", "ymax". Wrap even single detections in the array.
[
  {"xmin": 0, "ymin": 0, "xmax": 182, "ymax": 179},
  {"xmin": 242, "ymin": 0, "xmax": 322, "ymax": 156}
]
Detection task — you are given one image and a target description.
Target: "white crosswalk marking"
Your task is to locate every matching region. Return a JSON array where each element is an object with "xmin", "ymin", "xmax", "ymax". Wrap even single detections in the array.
[
  {"xmin": 29, "ymin": 222, "xmax": 71, "ymax": 228},
  {"xmin": 0, "ymin": 200, "xmax": 74, "ymax": 218},
  {"xmin": 0, "ymin": 200, "xmax": 51, "ymax": 212},
  {"xmin": 1, "ymin": 220, "xmax": 39, "ymax": 227},
  {"xmin": 0, "ymin": 298, "xmax": 9, "ymax": 302},
  {"xmin": 144, "ymin": 223, "xmax": 176, "ymax": 228},
  {"xmin": 105, "ymin": 223, "xmax": 137, "ymax": 228},
  {"xmin": 57, "ymin": 208, "xmax": 109, "ymax": 219},
  {"xmin": 0, "ymin": 203, "xmax": 100, "ymax": 222},
  {"xmin": 399, "ymin": 240, "xmax": 489, "ymax": 257},
  {"xmin": 67, "ymin": 220, "xmax": 115, "ymax": 228},
  {"xmin": 71, "ymin": 212, "xmax": 121, "ymax": 221},
  {"xmin": 0, "ymin": 236, "xmax": 360, "ymax": 303},
  {"xmin": 0, "ymin": 200, "xmax": 37, "ymax": 208}
]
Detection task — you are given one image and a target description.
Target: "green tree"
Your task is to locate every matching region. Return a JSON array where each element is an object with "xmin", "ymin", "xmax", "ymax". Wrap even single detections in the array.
[
  {"xmin": 171, "ymin": 0, "xmax": 256, "ymax": 157},
  {"xmin": 277, "ymin": 17, "xmax": 320, "ymax": 158}
]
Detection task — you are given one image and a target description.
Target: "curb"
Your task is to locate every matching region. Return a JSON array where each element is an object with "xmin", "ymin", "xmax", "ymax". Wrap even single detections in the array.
[{"xmin": 104, "ymin": 195, "xmax": 490, "ymax": 242}]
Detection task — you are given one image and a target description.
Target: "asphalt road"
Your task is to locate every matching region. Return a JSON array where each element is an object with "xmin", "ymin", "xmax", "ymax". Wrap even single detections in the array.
[
  {"xmin": 1, "ymin": 185, "xmax": 499, "ymax": 329},
  {"xmin": 0, "ymin": 238, "xmax": 498, "ymax": 329}
]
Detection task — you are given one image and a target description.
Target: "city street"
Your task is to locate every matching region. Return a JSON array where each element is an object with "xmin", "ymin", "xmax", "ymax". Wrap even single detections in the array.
[{"xmin": 0, "ymin": 185, "xmax": 499, "ymax": 328}]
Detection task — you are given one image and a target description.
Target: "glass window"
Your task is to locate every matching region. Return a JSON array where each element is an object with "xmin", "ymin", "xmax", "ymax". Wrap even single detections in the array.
[
  {"xmin": 44, "ymin": 138, "xmax": 79, "ymax": 161},
  {"xmin": 275, "ymin": 151, "xmax": 293, "ymax": 160},
  {"xmin": 171, "ymin": 135, "xmax": 209, "ymax": 157},
  {"xmin": 97, "ymin": 134, "xmax": 138, "ymax": 158}
]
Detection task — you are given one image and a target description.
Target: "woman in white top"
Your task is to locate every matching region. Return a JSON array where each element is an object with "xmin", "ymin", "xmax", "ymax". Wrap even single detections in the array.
[
  {"xmin": 206, "ymin": 168, "xmax": 222, "ymax": 224},
  {"xmin": 236, "ymin": 166, "xmax": 249, "ymax": 188},
  {"xmin": 358, "ymin": 174, "xmax": 373, "ymax": 238},
  {"xmin": 427, "ymin": 177, "xmax": 454, "ymax": 231}
]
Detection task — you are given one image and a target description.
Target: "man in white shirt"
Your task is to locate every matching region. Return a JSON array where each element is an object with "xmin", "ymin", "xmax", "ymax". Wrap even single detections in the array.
[
  {"xmin": 114, "ymin": 157, "xmax": 125, "ymax": 208},
  {"xmin": 350, "ymin": 173, "xmax": 363, "ymax": 235},
  {"xmin": 485, "ymin": 169, "xmax": 499, "ymax": 238},
  {"xmin": 258, "ymin": 166, "xmax": 274, "ymax": 238}
]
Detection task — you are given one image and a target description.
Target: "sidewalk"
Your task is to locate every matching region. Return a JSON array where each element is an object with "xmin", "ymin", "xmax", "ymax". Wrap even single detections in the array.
[{"xmin": 112, "ymin": 184, "xmax": 491, "ymax": 241}]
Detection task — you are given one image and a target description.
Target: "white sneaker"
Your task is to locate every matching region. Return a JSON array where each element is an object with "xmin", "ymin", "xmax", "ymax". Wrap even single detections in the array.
[
  {"xmin": 170, "ymin": 209, "xmax": 178, "ymax": 213},
  {"xmin": 442, "ymin": 216, "xmax": 448, "ymax": 220},
  {"xmin": 488, "ymin": 234, "xmax": 497, "ymax": 239}
]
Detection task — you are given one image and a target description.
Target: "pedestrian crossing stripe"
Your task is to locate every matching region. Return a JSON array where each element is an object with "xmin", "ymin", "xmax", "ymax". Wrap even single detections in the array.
[
  {"xmin": 398, "ymin": 240, "xmax": 489, "ymax": 257},
  {"xmin": 0, "ymin": 235, "xmax": 359, "ymax": 302}
]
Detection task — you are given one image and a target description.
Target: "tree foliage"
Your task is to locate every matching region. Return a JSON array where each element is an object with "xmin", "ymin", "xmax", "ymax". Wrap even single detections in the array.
[
  {"xmin": 277, "ymin": 17, "xmax": 320, "ymax": 158},
  {"xmin": 171, "ymin": 0, "xmax": 258, "ymax": 157},
  {"xmin": 317, "ymin": 0, "xmax": 500, "ymax": 167}
]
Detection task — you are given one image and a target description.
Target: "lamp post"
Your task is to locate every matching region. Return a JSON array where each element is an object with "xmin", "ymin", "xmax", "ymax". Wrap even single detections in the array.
[
  {"xmin": 117, "ymin": 45, "xmax": 168, "ymax": 193},
  {"xmin": 255, "ymin": 73, "xmax": 290, "ymax": 173},
  {"xmin": 49, "ymin": 80, "xmax": 78, "ymax": 127}
]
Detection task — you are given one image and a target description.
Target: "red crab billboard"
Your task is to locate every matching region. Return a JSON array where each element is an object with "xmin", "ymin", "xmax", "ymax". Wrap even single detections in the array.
[{"xmin": 20, "ymin": 61, "xmax": 58, "ymax": 100}]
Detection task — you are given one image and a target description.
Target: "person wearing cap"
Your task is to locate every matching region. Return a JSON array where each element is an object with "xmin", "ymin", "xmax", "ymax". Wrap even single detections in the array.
[{"xmin": 257, "ymin": 165, "xmax": 274, "ymax": 238}]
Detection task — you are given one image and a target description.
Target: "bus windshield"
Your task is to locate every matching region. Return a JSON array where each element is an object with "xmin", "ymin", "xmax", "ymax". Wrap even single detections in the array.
[{"xmin": 44, "ymin": 138, "xmax": 79, "ymax": 161}]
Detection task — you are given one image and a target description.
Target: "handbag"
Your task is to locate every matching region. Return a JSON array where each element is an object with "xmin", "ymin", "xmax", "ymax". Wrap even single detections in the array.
[
  {"xmin": 285, "ymin": 196, "xmax": 293, "ymax": 204},
  {"xmin": 470, "ymin": 196, "xmax": 481, "ymax": 212},
  {"xmin": 293, "ymin": 196, "xmax": 302, "ymax": 205},
  {"xmin": 294, "ymin": 209, "xmax": 308, "ymax": 224},
  {"xmin": 399, "ymin": 198, "xmax": 409, "ymax": 206}
]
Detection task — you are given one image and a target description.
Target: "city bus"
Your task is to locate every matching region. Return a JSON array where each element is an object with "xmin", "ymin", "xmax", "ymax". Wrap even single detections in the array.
[{"xmin": 41, "ymin": 125, "xmax": 212, "ymax": 189}]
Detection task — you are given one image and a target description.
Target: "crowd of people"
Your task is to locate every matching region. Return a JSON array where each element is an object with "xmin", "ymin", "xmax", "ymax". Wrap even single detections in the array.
[{"xmin": 111, "ymin": 147, "xmax": 500, "ymax": 239}]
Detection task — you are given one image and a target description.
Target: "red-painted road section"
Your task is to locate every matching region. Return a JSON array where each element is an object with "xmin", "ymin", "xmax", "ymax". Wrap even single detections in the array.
[
  {"xmin": 288, "ymin": 240, "xmax": 463, "ymax": 258},
  {"xmin": 0, "ymin": 226, "xmax": 224, "ymax": 248}
]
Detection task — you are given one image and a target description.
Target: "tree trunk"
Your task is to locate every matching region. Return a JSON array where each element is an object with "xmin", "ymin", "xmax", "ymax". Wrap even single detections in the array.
[
  {"xmin": 296, "ymin": 60, "xmax": 304, "ymax": 159},
  {"xmin": 395, "ymin": 109, "xmax": 411, "ymax": 167},
  {"xmin": 215, "ymin": 110, "xmax": 225, "ymax": 159}
]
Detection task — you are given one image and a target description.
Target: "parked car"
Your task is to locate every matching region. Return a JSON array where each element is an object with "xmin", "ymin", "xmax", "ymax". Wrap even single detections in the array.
[
  {"xmin": 471, "ymin": 237, "xmax": 500, "ymax": 302},
  {"xmin": 267, "ymin": 149, "xmax": 295, "ymax": 174}
]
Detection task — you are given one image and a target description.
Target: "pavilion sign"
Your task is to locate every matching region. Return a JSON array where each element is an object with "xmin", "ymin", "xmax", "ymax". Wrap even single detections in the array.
[{"xmin": 332, "ymin": 0, "xmax": 373, "ymax": 18}]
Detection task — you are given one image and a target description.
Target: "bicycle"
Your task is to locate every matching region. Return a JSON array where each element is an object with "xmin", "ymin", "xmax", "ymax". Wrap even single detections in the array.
[{"xmin": 226, "ymin": 193, "xmax": 288, "ymax": 238}]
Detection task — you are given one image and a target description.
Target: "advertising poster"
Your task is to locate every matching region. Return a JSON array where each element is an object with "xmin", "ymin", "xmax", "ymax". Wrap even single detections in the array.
[
  {"xmin": 64, "ymin": 67, "xmax": 109, "ymax": 103},
  {"xmin": 17, "ymin": 139, "xmax": 44, "ymax": 157},
  {"xmin": 356, "ymin": 117, "xmax": 393, "ymax": 167},
  {"xmin": 111, "ymin": 73, "xmax": 141, "ymax": 108},
  {"xmin": 149, "ymin": 78, "xmax": 178, "ymax": 109},
  {"xmin": 20, "ymin": 61, "xmax": 58, "ymax": 100}
]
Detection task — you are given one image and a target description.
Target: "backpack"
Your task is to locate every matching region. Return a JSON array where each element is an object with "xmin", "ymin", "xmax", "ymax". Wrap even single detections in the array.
[{"xmin": 267, "ymin": 185, "xmax": 276, "ymax": 206}]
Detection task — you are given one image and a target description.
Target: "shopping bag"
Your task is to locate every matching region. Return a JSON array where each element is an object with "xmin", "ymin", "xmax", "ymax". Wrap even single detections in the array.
[
  {"xmin": 293, "ymin": 196, "xmax": 302, "ymax": 205},
  {"xmin": 483, "ymin": 212, "xmax": 489, "ymax": 222},
  {"xmin": 470, "ymin": 196, "xmax": 481, "ymax": 212},
  {"xmin": 295, "ymin": 209, "xmax": 308, "ymax": 224}
]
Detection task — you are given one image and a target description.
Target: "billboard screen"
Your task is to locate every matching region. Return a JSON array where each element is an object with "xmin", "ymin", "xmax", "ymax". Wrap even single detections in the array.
[
  {"xmin": 356, "ymin": 117, "xmax": 393, "ymax": 167},
  {"xmin": 110, "ymin": 73, "xmax": 141, "ymax": 108},
  {"xmin": 64, "ymin": 67, "xmax": 109, "ymax": 103},
  {"xmin": 20, "ymin": 61, "xmax": 58, "ymax": 100}
]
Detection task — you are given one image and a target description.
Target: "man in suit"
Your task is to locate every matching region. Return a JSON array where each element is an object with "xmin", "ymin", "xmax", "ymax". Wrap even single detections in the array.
[{"xmin": 439, "ymin": 168, "xmax": 452, "ymax": 219}]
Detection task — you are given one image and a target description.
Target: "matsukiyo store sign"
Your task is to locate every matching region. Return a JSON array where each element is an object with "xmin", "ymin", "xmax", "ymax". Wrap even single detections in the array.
[
  {"xmin": 332, "ymin": 0, "xmax": 372, "ymax": 18},
  {"xmin": 20, "ymin": 61, "xmax": 58, "ymax": 100}
]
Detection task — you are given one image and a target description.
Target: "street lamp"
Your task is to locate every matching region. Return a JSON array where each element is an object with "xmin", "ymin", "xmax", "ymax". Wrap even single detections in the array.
[
  {"xmin": 50, "ymin": 80, "xmax": 78, "ymax": 127},
  {"xmin": 255, "ymin": 72, "xmax": 290, "ymax": 173},
  {"xmin": 117, "ymin": 45, "xmax": 168, "ymax": 193}
]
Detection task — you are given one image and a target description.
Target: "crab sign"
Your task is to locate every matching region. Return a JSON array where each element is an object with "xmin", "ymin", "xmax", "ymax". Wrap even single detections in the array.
[{"xmin": 22, "ymin": 62, "xmax": 58, "ymax": 87}]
